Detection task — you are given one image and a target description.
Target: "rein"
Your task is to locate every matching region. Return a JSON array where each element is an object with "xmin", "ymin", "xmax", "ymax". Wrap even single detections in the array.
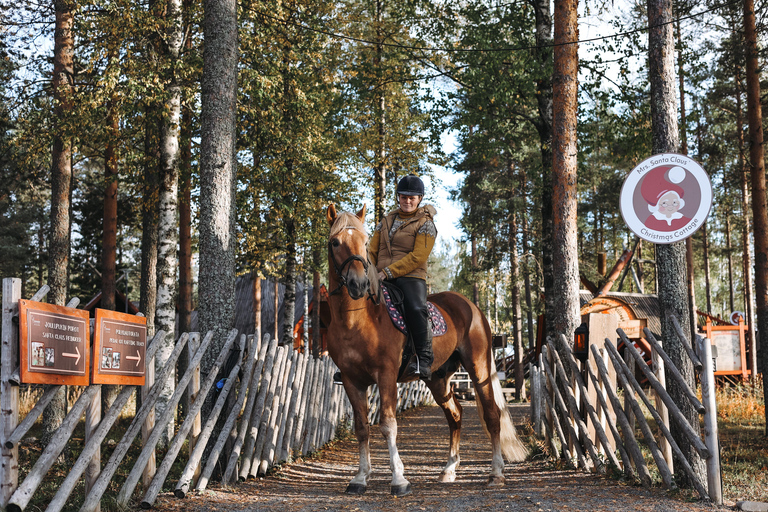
[{"xmin": 328, "ymin": 228, "xmax": 381, "ymax": 305}]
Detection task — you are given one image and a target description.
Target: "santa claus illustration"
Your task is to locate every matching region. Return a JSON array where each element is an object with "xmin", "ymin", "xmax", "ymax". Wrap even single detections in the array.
[{"xmin": 641, "ymin": 165, "xmax": 692, "ymax": 231}]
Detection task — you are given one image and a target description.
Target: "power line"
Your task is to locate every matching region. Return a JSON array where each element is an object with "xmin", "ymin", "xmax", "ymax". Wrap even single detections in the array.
[{"xmin": 254, "ymin": 0, "xmax": 737, "ymax": 54}]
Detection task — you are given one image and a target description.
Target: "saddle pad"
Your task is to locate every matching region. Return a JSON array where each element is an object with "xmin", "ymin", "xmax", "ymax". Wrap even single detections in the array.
[{"xmin": 381, "ymin": 286, "xmax": 447, "ymax": 337}]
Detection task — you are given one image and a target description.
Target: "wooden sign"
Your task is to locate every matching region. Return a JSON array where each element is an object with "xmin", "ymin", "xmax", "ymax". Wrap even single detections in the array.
[
  {"xmin": 19, "ymin": 300, "xmax": 90, "ymax": 385},
  {"xmin": 92, "ymin": 308, "xmax": 147, "ymax": 385}
]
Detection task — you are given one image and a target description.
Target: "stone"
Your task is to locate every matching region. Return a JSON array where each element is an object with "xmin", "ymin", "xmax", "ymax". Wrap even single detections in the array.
[{"xmin": 736, "ymin": 501, "xmax": 768, "ymax": 512}]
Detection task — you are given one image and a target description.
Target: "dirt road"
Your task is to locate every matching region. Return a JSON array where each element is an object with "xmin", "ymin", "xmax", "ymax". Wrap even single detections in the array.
[{"xmin": 153, "ymin": 401, "xmax": 725, "ymax": 512}]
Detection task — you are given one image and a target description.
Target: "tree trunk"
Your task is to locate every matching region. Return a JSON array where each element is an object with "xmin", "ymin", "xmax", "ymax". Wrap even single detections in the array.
[
  {"xmin": 374, "ymin": 0, "xmax": 387, "ymax": 222},
  {"xmin": 725, "ymin": 213, "xmax": 735, "ymax": 314},
  {"xmin": 508, "ymin": 163, "xmax": 524, "ymax": 401},
  {"xmin": 198, "ymin": 0, "xmax": 238, "ymax": 424},
  {"xmin": 551, "ymin": 0, "xmax": 580, "ymax": 342},
  {"xmin": 532, "ymin": 0, "xmax": 555, "ymax": 343},
  {"xmin": 648, "ymin": 0, "xmax": 706, "ymax": 482},
  {"xmin": 282, "ymin": 220, "xmax": 297, "ymax": 346},
  {"xmin": 253, "ymin": 273, "xmax": 262, "ymax": 343},
  {"xmin": 735, "ymin": 61, "xmax": 758, "ymax": 383},
  {"xmin": 101, "ymin": 96, "xmax": 121, "ymax": 414},
  {"xmin": 743, "ymin": 0, "xmax": 768, "ymax": 432},
  {"xmin": 312, "ymin": 249, "xmax": 322, "ymax": 358},
  {"xmin": 140, "ymin": 110, "xmax": 160, "ymax": 337},
  {"xmin": 521, "ymin": 196, "xmax": 535, "ymax": 352},
  {"xmin": 471, "ymin": 234, "xmax": 479, "ymax": 306},
  {"xmin": 178, "ymin": 71, "xmax": 194, "ymax": 421},
  {"xmin": 43, "ymin": 0, "xmax": 75, "ymax": 449}
]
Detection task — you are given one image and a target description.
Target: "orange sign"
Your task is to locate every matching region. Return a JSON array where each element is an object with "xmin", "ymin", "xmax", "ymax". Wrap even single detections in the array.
[
  {"xmin": 19, "ymin": 300, "xmax": 90, "ymax": 385},
  {"xmin": 92, "ymin": 309, "xmax": 147, "ymax": 385}
]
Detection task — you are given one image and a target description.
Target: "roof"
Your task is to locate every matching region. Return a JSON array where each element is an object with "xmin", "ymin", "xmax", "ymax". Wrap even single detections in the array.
[{"xmin": 580, "ymin": 290, "xmax": 662, "ymax": 337}]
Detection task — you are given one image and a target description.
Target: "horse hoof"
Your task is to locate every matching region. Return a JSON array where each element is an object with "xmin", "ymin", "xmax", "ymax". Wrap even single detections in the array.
[
  {"xmin": 345, "ymin": 483, "xmax": 367, "ymax": 494},
  {"xmin": 438, "ymin": 471, "xmax": 456, "ymax": 483},
  {"xmin": 486, "ymin": 475, "xmax": 505, "ymax": 487},
  {"xmin": 390, "ymin": 483, "xmax": 412, "ymax": 496}
]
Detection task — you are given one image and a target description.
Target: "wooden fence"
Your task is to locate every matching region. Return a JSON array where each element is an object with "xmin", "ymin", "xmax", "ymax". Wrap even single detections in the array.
[
  {"xmin": 0, "ymin": 278, "xmax": 434, "ymax": 510},
  {"xmin": 529, "ymin": 313, "xmax": 722, "ymax": 505}
]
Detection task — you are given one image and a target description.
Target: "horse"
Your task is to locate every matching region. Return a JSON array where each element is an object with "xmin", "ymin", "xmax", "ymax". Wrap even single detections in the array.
[{"xmin": 325, "ymin": 203, "xmax": 528, "ymax": 496}]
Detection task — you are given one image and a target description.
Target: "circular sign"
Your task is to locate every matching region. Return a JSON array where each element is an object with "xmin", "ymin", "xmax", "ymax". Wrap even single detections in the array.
[
  {"xmin": 730, "ymin": 311, "xmax": 745, "ymax": 325},
  {"xmin": 620, "ymin": 153, "xmax": 713, "ymax": 244}
]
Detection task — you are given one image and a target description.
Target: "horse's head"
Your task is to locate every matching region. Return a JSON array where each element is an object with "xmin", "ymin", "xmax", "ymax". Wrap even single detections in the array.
[{"xmin": 326, "ymin": 204, "xmax": 374, "ymax": 301}]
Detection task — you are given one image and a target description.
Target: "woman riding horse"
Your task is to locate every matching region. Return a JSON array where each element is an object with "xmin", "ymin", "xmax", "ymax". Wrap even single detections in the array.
[
  {"xmin": 369, "ymin": 173, "xmax": 436, "ymax": 379},
  {"xmin": 326, "ymin": 202, "xmax": 527, "ymax": 496}
]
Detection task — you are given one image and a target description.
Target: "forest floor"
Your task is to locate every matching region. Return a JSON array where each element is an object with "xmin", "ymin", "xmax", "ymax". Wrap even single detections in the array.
[{"xmin": 151, "ymin": 401, "xmax": 731, "ymax": 512}]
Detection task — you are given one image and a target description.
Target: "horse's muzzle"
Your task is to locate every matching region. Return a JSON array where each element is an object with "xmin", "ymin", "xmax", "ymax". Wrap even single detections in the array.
[{"xmin": 346, "ymin": 275, "xmax": 369, "ymax": 300}]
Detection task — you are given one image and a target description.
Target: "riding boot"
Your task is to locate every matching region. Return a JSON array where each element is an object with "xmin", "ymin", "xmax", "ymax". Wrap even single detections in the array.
[{"xmin": 396, "ymin": 277, "xmax": 433, "ymax": 380}]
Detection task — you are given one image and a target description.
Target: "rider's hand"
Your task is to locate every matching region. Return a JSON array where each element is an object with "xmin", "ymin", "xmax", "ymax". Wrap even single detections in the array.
[{"xmin": 378, "ymin": 271, "xmax": 386, "ymax": 281}]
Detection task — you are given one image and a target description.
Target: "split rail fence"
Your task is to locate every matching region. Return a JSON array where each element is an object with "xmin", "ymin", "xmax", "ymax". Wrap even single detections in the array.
[
  {"xmin": 0, "ymin": 278, "xmax": 433, "ymax": 511},
  {"xmin": 529, "ymin": 313, "xmax": 722, "ymax": 505}
]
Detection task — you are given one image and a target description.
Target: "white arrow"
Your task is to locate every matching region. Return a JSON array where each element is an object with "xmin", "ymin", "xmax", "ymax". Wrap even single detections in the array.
[
  {"xmin": 126, "ymin": 350, "xmax": 141, "ymax": 366},
  {"xmin": 62, "ymin": 346, "xmax": 81, "ymax": 365}
]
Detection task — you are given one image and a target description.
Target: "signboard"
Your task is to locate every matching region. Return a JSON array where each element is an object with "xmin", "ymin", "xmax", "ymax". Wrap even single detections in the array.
[
  {"xmin": 711, "ymin": 331, "xmax": 742, "ymax": 372},
  {"xmin": 620, "ymin": 153, "xmax": 713, "ymax": 244},
  {"xmin": 19, "ymin": 300, "xmax": 90, "ymax": 385},
  {"xmin": 92, "ymin": 308, "xmax": 147, "ymax": 385}
]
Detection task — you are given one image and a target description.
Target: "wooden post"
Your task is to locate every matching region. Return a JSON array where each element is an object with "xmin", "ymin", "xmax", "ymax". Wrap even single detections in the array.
[
  {"xmin": 141, "ymin": 339, "xmax": 242, "ymax": 508},
  {"xmin": 1, "ymin": 278, "xmax": 21, "ymax": 508},
  {"xmin": 187, "ymin": 332, "xmax": 202, "ymax": 483},
  {"xmin": 291, "ymin": 356, "xmax": 315, "ymax": 455},
  {"xmin": 258, "ymin": 349, "xmax": 293, "ymax": 475},
  {"xmin": 239, "ymin": 336, "xmax": 278, "ymax": 481},
  {"xmin": 280, "ymin": 351, "xmax": 308, "ymax": 461},
  {"xmin": 142, "ymin": 334, "xmax": 157, "ymax": 489},
  {"xmin": 85, "ymin": 386, "xmax": 101, "ymax": 512},
  {"xmin": 249, "ymin": 345, "xmax": 287, "ymax": 477},
  {"xmin": 699, "ymin": 336, "xmax": 722, "ymax": 504},
  {"xmin": 624, "ymin": 347, "xmax": 635, "ymax": 433},
  {"xmin": 652, "ymin": 338, "xmax": 673, "ymax": 472},
  {"xmin": 4, "ymin": 385, "xmax": 62, "ymax": 449},
  {"xmin": 590, "ymin": 345, "xmax": 652, "ymax": 486},
  {"xmin": 8, "ymin": 386, "xmax": 100, "ymax": 512},
  {"xmin": 117, "ymin": 329, "xmax": 233, "ymax": 506},
  {"xmin": 221, "ymin": 334, "xmax": 267, "ymax": 485},
  {"xmin": 273, "ymin": 350, "xmax": 299, "ymax": 465}
]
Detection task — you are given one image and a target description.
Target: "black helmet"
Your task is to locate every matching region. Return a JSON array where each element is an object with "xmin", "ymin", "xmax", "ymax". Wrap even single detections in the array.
[{"xmin": 396, "ymin": 174, "xmax": 425, "ymax": 196}]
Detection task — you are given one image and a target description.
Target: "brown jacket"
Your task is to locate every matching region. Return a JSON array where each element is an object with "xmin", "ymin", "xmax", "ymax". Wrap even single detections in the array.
[{"xmin": 369, "ymin": 205, "xmax": 437, "ymax": 280}]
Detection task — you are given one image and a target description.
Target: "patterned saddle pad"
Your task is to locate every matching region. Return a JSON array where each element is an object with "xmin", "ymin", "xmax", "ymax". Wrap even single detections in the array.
[{"xmin": 381, "ymin": 285, "xmax": 447, "ymax": 337}]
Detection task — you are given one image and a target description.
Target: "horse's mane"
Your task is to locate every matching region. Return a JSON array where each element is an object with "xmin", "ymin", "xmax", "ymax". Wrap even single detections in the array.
[{"xmin": 328, "ymin": 211, "xmax": 380, "ymax": 302}]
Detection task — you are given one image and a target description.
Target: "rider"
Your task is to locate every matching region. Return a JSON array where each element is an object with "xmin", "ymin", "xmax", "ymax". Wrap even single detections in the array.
[{"xmin": 368, "ymin": 173, "xmax": 437, "ymax": 380}]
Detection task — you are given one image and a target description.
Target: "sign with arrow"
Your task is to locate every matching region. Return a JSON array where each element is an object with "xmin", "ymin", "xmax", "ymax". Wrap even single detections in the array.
[
  {"xmin": 19, "ymin": 300, "xmax": 90, "ymax": 385},
  {"xmin": 92, "ymin": 308, "xmax": 147, "ymax": 385}
]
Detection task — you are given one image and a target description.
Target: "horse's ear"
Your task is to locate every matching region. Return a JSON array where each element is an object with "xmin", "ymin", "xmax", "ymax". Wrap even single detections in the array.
[
  {"xmin": 355, "ymin": 204, "xmax": 366, "ymax": 223},
  {"xmin": 326, "ymin": 204, "xmax": 338, "ymax": 225}
]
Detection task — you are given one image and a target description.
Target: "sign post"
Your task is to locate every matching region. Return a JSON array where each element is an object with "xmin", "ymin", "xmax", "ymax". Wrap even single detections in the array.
[
  {"xmin": 92, "ymin": 309, "xmax": 147, "ymax": 386},
  {"xmin": 19, "ymin": 300, "xmax": 90, "ymax": 386}
]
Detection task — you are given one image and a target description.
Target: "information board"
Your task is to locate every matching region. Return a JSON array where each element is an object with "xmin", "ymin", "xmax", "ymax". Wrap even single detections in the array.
[
  {"xmin": 92, "ymin": 308, "xmax": 147, "ymax": 385},
  {"xmin": 19, "ymin": 300, "xmax": 90, "ymax": 385}
]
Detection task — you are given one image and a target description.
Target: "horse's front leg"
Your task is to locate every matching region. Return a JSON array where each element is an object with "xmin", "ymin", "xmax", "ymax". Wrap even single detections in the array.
[
  {"xmin": 378, "ymin": 376, "xmax": 411, "ymax": 496},
  {"xmin": 343, "ymin": 381, "xmax": 371, "ymax": 494}
]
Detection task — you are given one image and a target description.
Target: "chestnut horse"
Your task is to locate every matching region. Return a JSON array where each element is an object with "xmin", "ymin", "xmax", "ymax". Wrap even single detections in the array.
[{"xmin": 325, "ymin": 204, "xmax": 527, "ymax": 496}]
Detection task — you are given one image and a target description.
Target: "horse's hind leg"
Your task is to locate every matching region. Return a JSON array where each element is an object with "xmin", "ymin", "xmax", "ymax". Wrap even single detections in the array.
[
  {"xmin": 464, "ymin": 359, "xmax": 506, "ymax": 486},
  {"xmin": 426, "ymin": 378, "xmax": 462, "ymax": 482},
  {"xmin": 378, "ymin": 376, "xmax": 411, "ymax": 496},
  {"xmin": 342, "ymin": 382, "xmax": 372, "ymax": 494}
]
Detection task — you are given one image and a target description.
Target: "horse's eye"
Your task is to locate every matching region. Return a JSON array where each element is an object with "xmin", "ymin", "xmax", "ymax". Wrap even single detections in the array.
[{"xmin": 331, "ymin": 239, "xmax": 340, "ymax": 248}]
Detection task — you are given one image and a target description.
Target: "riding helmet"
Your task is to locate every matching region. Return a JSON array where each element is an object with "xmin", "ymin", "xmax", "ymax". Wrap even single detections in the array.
[{"xmin": 396, "ymin": 173, "xmax": 425, "ymax": 196}]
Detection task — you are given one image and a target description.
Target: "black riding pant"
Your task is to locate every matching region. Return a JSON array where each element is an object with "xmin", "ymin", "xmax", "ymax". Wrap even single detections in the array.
[{"xmin": 391, "ymin": 277, "xmax": 433, "ymax": 365}]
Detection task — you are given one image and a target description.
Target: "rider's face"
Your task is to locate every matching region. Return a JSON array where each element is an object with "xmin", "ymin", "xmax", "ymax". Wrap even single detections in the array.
[{"xmin": 398, "ymin": 194, "xmax": 421, "ymax": 213}]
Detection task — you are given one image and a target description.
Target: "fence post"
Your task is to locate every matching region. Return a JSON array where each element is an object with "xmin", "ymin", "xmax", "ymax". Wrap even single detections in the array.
[
  {"xmin": 699, "ymin": 336, "xmax": 722, "ymax": 505},
  {"xmin": 142, "ymin": 338, "xmax": 156, "ymax": 489},
  {"xmin": 186, "ymin": 332, "xmax": 202, "ymax": 482},
  {"xmin": 652, "ymin": 339, "xmax": 673, "ymax": 473},
  {"xmin": 1, "ymin": 278, "xmax": 21, "ymax": 508}
]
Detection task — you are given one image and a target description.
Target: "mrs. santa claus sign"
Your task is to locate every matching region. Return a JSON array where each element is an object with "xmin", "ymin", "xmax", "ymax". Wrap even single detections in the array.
[{"xmin": 620, "ymin": 153, "xmax": 712, "ymax": 244}]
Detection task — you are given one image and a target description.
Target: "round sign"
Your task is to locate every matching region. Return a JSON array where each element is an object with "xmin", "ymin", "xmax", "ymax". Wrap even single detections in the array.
[
  {"xmin": 730, "ymin": 311, "xmax": 745, "ymax": 325},
  {"xmin": 620, "ymin": 153, "xmax": 713, "ymax": 244}
]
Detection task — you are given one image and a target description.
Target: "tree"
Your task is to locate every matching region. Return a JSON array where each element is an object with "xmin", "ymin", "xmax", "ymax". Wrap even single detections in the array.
[
  {"xmin": 42, "ymin": 0, "xmax": 76, "ymax": 449},
  {"xmin": 198, "ymin": 0, "xmax": 238, "ymax": 423},
  {"xmin": 743, "ymin": 0, "xmax": 768, "ymax": 434},
  {"xmin": 647, "ymin": 0, "xmax": 705, "ymax": 484},
  {"xmin": 550, "ymin": 0, "xmax": 580, "ymax": 342}
]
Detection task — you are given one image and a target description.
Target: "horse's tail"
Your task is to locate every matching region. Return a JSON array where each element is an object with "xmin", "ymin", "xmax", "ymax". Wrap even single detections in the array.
[{"xmin": 474, "ymin": 366, "xmax": 529, "ymax": 463}]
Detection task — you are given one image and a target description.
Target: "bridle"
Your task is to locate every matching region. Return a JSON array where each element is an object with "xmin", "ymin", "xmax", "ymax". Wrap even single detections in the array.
[{"xmin": 327, "ymin": 225, "xmax": 380, "ymax": 304}]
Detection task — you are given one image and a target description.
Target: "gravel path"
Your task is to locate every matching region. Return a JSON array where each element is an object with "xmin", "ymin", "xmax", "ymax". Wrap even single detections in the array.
[{"xmin": 154, "ymin": 401, "xmax": 727, "ymax": 512}]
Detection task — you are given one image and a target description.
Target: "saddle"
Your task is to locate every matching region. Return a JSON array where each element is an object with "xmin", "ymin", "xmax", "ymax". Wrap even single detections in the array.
[{"xmin": 380, "ymin": 283, "xmax": 447, "ymax": 380}]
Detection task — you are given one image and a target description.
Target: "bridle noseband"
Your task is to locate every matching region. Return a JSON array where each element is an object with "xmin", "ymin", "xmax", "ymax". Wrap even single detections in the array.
[{"xmin": 328, "ymin": 226, "xmax": 380, "ymax": 304}]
